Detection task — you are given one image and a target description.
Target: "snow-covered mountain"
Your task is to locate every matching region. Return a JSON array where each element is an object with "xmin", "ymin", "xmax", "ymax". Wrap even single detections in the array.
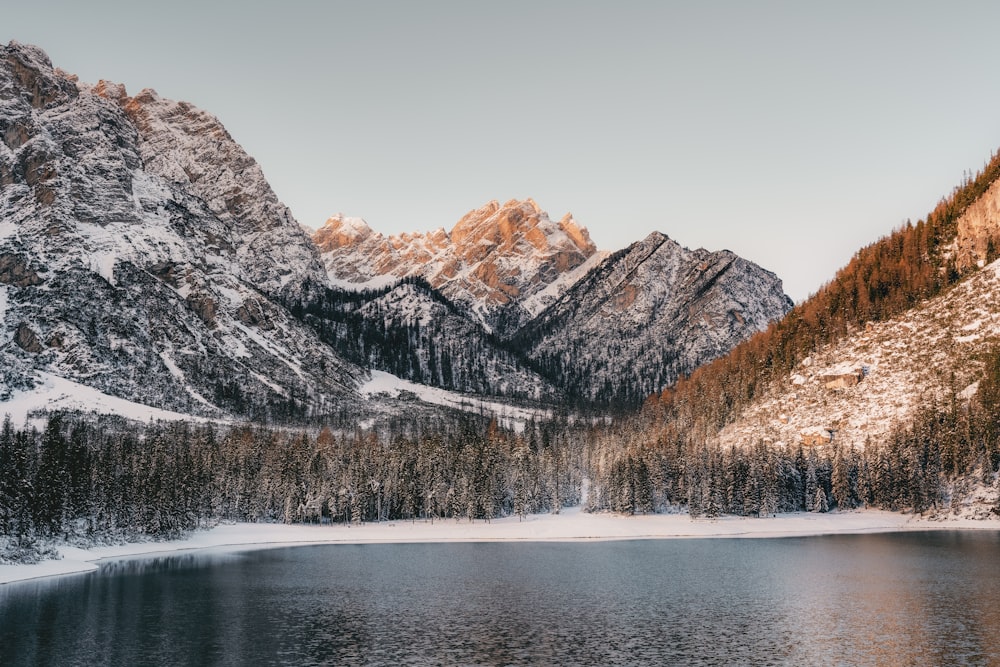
[
  {"xmin": 515, "ymin": 231, "xmax": 794, "ymax": 405},
  {"xmin": 0, "ymin": 41, "xmax": 361, "ymax": 419},
  {"xmin": 0, "ymin": 41, "xmax": 794, "ymax": 420},
  {"xmin": 314, "ymin": 198, "xmax": 598, "ymax": 335},
  {"xmin": 314, "ymin": 202, "xmax": 793, "ymax": 406}
]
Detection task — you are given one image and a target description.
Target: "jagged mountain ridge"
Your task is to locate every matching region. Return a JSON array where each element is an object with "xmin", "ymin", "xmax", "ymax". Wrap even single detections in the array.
[
  {"xmin": 314, "ymin": 198, "xmax": 598, "ymax": 336},
  {"xmin": 313, "ymin": 200, "xmax": 793, "ymax": 407}
]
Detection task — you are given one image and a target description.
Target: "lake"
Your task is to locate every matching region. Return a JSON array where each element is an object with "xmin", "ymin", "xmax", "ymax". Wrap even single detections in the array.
[{"xmin": 2, "ymin": 532, "xmax": 999, "ymax": 665}]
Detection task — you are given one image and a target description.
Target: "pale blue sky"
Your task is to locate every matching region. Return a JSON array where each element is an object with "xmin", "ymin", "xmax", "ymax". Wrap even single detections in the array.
[{"xmin": 6, "ymin": 1, "xmax": 1000, "ymax": 301}]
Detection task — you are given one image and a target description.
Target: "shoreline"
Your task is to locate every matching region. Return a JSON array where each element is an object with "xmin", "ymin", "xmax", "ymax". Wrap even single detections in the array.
[{"xmin": 2, "ymin": 507, "xmax": 998, "ymax": 586}]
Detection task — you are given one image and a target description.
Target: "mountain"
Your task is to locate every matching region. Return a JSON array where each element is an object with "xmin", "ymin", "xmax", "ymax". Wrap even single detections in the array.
[
  {"xmin": 285, "ymin": 279, "xmax": 560, "ymax": 402},
  {"xmin": 314, "ymin": 201, "xmax": 792, "ymax": 407},
  {"xmin": 314, "ymin": 198, "xmax": 599, "ymax": 336},
  {"xmin": 0, "ymin": 41, "xmax": 794, "ymax": 421},
  {"xmin": 515, "ymin": 231, "xmax": 793, "ymax": 405},
  {"xmin": 0, "ymin": 41, "xmax": 361, "ymax": 420}
]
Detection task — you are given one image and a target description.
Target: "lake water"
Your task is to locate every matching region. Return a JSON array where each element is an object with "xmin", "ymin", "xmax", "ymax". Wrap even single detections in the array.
[{"xmin": 2, "ymin": 532, "xmax": 1000, "ymax": 665}]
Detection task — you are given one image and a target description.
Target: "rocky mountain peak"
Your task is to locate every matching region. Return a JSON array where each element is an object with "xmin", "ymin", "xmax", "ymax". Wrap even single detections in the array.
[
  {"xmin": 516, "ymin": 232, "xmax": 792, "ymax": 404},
  {"xmin": 450, "ymin": 198, "xmax": 595, "ymax": 259},
  {"xmin": 314, "ymin": 213, "xmax": 377, "ymax": 249},
  {"xmin": 1, "ymin": 41, "xmax": 77, "ymax": 110},
  {"xmin": 314, "ymin": 198, "xmax": 598, "ymax": 333},
  {"xmin": 88, "ymin": 77, "xmax": 325, "ymax": 296}
]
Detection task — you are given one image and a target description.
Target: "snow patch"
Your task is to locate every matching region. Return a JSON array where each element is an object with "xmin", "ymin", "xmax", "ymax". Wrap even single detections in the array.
[
  {"xmin": 958, "ymin": 381, "xmax": 980, "ymax": 401},
  {"xmin": 158, "ymin": 350, "xmax": 215, "ymax": 408},
  {"xmin": 328, "ymin": 274, "xmax": 400, "ymax": 292},
  {"xmin": 232, "ymin": 322, "xmax": 305, "ymax": 379},
  {"xmin": 521, "ymin": 251, "xmax": 610, "ymax": 317},
  {"xmin": 251, "ymin": 372, "xmax": 287, "ymax": 397},
  {"xmin": 361, "ymin": 370, "xmax": 550, "ymax": 433},
  {"xmin": 0, "ymin": 372, "xmax": 216, "ymax": 426},
  {"xmin": 90, "ymin": 252, "xmax": 117, "ymax": 286}
]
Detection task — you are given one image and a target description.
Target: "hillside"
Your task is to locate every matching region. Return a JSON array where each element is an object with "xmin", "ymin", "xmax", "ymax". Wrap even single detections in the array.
[
  {"xmin": 652, "ymin": 150, "xmax": 1000, "ymax": 435},
  {"xmin": 718, "ymin": 257, "xmax": 1000, "ymax": 450}
]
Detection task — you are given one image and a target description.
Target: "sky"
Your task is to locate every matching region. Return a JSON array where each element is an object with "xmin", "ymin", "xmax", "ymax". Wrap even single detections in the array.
[{"xmin": 6, "ymin": 1, "xmax": 1000, "ymax": 302}]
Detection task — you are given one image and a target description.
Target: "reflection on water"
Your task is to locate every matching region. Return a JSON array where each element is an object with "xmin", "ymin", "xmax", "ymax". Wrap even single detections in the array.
[{"xmin": 2, "ymin": 532, "xmax": 999, "ymax": 665}]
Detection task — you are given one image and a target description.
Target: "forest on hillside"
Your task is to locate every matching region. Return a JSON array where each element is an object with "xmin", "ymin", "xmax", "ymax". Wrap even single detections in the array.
[{"xmin": 651, "ymin": 151, "xmax": 1000, "ymax": 434}]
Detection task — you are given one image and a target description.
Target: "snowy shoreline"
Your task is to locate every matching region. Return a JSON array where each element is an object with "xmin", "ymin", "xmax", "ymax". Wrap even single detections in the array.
[{"xmin": 2, "ymin": 507, "xmax": 998, "ymax": 586}]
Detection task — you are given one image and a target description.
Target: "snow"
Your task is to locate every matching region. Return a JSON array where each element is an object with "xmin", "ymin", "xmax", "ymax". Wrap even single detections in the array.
[
  {"xmin": 0, "ymin": 220, "xmax": 14, "ymax": 241},
  {"xmin": 958, "ymin": 381, "xmax": 980, "ymax": 400},
  {"xmin": 2, "ymin": 507, "xmax": 996, "ymax": 586},
  {"xmin": 0, "ymin": 285, "xmax": 7, "ymax": 329},
  {"xmin": 157, "ymin": 350, "xmax": 215, "ymax": 408},
  {"xmin": 231, "ymin": 322, "xmax": 305, "ymax": 380},
  {"xmin": 328, "ymin": 274, "xmax": 402, "ymax": 292},
  {"xmin": 250, "ymin": 371, "xmax": 287, "ymax": 397},
  {"xmin": 521, "ymin": 251, "xmax": 609, "ymax": 317},
  {"xmin": 89, "ymin": 252, "xmax": 117, "ymax": 286},
  {"xmin": 361, "ymin": 370, "xmax": 550, "ymax": 432},
  {"xmin": 0, "ymin": 372, "xmax": 214, "ymax": 426}
]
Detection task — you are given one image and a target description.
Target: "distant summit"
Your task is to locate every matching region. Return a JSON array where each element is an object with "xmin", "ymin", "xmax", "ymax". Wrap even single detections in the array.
[{"xmin": 314, "ymin": 198, "xmax": 598, "ymax": 335}]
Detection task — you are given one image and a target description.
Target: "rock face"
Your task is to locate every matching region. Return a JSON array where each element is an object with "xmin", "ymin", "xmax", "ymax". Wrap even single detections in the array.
[
  {"xmin": 953, "ymin": 175, "xmax": 1000, "ymax": 271},
  {"xmin": 514, "ymin": 232, "xmax": 794, "ymax": 405},
  {"xmin": 90, "ymin": 80, "xmax": 326, "ymax": 297},
  {"xmin": 315, "ymin": 198, "xmax": 597, "ymax": 335},
  {"xmin": 0, "ymin": 41, "xmax": 361, "ymax": 416}
]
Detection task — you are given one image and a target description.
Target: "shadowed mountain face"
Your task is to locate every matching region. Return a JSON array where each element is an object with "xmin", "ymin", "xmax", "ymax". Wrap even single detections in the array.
[{"xmin": 1, "ymin": 41, "xmax": 793, "ymax": 417}]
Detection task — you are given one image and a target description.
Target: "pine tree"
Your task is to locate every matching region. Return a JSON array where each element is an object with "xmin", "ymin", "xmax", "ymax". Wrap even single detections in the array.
[{"xmin": 813, "ymin": 486, "xmax": 829, "ymax": 513}]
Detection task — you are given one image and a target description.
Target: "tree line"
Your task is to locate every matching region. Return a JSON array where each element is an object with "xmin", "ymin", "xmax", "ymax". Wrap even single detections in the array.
[{"xmin": 4, "ymin": 345, "xmax": 998, "ymax": 564}]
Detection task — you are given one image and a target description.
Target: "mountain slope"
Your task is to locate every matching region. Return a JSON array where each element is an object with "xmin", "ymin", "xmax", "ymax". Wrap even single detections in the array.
[
  {"xmin": 718, "ymin": 257, "xmax": 1000, "ymax": 450},
  {"xmin": 91, "ymin": 80, "xmax": 326, "ymax": 298},
  {"xmin": 650, "ymin": 148, "xmax": 1000, "ymax": 449},
  {"xmin": 516, "ymin": 232, "xmax": 793, "ymax": 405},
  {"xmin": 287, "ymin": 279, "xmax": 560, "ymax": 402},
  {"xmin": 0, "ymin": 41, "xmax": 362, "ymax": 419}
]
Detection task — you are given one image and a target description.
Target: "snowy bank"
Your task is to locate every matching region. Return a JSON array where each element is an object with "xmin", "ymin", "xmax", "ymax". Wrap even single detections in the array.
[{"xmin": 2, "ymin": 507, "xmax": 997, "ymax": 586}]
